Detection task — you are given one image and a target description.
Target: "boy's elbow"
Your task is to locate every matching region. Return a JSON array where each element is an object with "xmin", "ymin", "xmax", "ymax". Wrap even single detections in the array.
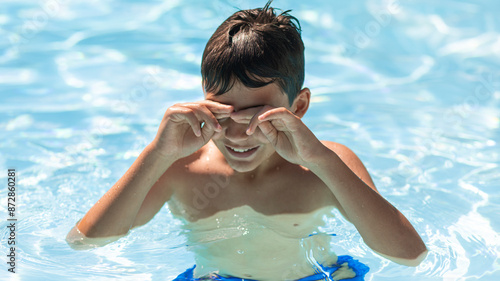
[
  {"xmin": 66, "ymin": 225, "xmax": 123, "ymax": 250},
  {"xmin": 374, "ymin": 245, "xmax": 428, "ymax": 267},
  {"xmin": 402, "ymin": 239, "xmax": 429, "ymax": 267},
  {"xmin": 394, "ymin": 248, "xmax": 428, "ymax": 267}
]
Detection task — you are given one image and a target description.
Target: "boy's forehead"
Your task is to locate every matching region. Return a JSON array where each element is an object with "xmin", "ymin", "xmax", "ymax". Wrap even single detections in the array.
[{"xmin": 204, "ymin": 81, "xmax": 288, "ymax": 111}]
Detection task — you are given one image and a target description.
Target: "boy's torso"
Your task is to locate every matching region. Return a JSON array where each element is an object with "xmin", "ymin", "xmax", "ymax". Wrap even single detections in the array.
[{"xmin": 161, "ymin": 141, "xmax": 342, "ymax": 280}]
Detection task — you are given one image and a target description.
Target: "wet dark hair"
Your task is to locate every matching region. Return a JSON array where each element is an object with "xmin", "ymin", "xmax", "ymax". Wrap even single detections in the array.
[{"xmin": 201, "ymin": 0, "xmax": 304, "ymax": 105}]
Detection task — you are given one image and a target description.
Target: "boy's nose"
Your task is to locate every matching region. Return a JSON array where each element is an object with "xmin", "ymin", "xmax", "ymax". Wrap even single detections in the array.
[{"xmin": 223, "ymin": 120, "xmax": 249, "ymax": 142}]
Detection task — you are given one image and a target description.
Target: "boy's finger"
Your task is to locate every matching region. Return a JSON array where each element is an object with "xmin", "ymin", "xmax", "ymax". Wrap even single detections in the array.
[
  {"xmin": 188, "ymin": 104, "xmax": 223, "ymax": 132},
  {"xmin": 201, "ymin": 100, "xmax": 234, "ymax": 113},
  {"xmin": 230, "ymin": 112, "xmax": 253, "ymax": 123},
  {"xmin": 230, "ymin": 106, "xmax": 265, "ymax": 120},
  {"xmin": 248, "ymin": 107, "xmax": 296, "ymax": 134},
  {"xmin": 231, "ymin": 106, "xmax": 268, "ymax": 128},
  {"xmin": 256, "ymin": 120, "xmax": 279, "ymax": 144},
  {"xmin": 257, "ymin": 107, "xmax": 291, "ymax": 120},
  {"xmin": 179, "ymin": 111, "xmax": 202, "ymax": 137},
  {"xmin": 245, "ymin": 106, "xmax": 276, "ymax": 135},
  {"xmin": 200, "ymin": 118, "xmax": 217, "ymax": 141},
  {"xmin": 213, "ymin": 112, "xmax": 232, "ymax": 120}
]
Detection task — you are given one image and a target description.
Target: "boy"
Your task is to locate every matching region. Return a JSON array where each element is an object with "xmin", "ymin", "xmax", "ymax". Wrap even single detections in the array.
[{"xmin": 67, "ymin": 2, "xmax": 427, "ymax": 280}]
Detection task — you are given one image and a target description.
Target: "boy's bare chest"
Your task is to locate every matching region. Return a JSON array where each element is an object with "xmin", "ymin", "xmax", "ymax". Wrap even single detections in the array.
[{"xmin": 170, "ymin": 164, "xmax": 335, "ymax": 222}]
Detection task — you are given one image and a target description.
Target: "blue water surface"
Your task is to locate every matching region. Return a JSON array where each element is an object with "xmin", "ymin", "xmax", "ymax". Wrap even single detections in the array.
[{"xmin": 0, "ymin": 0, "xmax": 499, "ymax": 280}]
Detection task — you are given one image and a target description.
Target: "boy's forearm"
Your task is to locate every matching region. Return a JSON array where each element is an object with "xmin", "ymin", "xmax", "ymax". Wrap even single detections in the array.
[
  {"xmin": 77, "ymin": 143, "xmax": 175, "ymax": 238},
  {"xmin": 307, "ymin": 149, "xmax": 427, "ymax": 262}
]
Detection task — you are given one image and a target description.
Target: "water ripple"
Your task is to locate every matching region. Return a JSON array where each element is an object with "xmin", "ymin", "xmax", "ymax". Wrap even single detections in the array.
[{"xmin": 1, "ymin": 0, "xmax": 499, "ymax": 280}]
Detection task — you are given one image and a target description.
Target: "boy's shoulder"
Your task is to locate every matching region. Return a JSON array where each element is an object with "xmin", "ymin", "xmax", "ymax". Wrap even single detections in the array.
[
  {"xmin": 320, "ymin": 140, "xmax": 357, "ymax": 159},
  {"xmin": 320, "ymin": 140, "xmax": 376, "ymax": 190}
]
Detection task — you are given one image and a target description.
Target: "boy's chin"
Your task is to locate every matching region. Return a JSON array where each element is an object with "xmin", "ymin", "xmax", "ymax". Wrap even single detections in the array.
[{"xmin": 226, "ymin": 161, "xmax": 261, "ymax": 173}]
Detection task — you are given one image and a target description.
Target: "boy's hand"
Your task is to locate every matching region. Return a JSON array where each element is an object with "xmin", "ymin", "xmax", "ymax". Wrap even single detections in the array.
[
  {"xmin": 232, "ymin": 106, "xmax": 327, "ymax": 167},
  {"xmin": 152, "ymin": 101, "xmax": 234, "ymax": 160}
]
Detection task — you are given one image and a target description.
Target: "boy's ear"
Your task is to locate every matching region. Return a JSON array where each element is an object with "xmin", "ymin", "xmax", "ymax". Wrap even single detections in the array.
[{"xmin": 291, "ymin": 88, "xmax": 311, "ymax": 118}]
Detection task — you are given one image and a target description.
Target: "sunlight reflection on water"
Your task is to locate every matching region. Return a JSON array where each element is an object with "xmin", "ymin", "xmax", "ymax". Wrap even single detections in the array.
[{"xmin": 0, "ymin": 0, "xmax": 499, "ymax": 280}]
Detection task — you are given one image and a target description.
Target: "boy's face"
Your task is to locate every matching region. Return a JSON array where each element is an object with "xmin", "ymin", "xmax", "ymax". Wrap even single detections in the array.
[{"xmin": 205, "ymin": 81, "xmax": 291, "ymax": 173}]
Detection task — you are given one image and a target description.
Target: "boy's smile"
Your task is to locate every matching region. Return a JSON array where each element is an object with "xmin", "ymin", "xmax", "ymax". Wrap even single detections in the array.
[
  {"xmin": 225, "ymin": 144, "xmax": 260, "ymax": 158},
  {"xmin": 205, "ymin": 80, "xmax": 292, "ymax": 174}
]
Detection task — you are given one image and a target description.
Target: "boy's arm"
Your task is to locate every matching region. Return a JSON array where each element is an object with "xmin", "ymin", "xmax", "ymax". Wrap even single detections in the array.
[
  {"xmin": 313, "ymin": 141, "xmax": 427, "ymax": 266},
  {"xmin": 66, "ymin": 144, "xmax": 176, "ymax": 249},
  {"xmin": 243, "ymin": 104, "xmax": 427, "ymax": 266},
  {"xmin": 75, "ymin": 144, "xmax": 174, "ymax": 238},
  {"xmin": 67, "ymin": 101, "xmax": 233, "ymax": 249},
  {"xmin": 131, "ymin": 165, "xmax": 175, "ymax": 228}
]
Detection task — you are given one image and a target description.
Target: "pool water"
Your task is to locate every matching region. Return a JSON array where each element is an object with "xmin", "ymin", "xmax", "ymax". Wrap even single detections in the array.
[{"xmin": 1, "ymin": 0, "xmax": 499, "ymax": 280}]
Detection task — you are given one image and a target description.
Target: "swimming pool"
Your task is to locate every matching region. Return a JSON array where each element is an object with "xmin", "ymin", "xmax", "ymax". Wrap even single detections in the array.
[{"xmin": 0, "ymin": 0, "xmax": 499, "ymax": 280}]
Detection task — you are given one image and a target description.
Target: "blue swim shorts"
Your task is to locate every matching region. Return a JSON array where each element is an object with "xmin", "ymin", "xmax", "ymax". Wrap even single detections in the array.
[{"xmin": 173, "ymin": 255, "xmax": 369, "ymax": 281}]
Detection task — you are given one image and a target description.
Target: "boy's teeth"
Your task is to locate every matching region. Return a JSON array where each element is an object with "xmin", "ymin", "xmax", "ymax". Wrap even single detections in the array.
[{"xmin": 232, "ymin": 147, "xmax": 251, "ymax": 152}]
